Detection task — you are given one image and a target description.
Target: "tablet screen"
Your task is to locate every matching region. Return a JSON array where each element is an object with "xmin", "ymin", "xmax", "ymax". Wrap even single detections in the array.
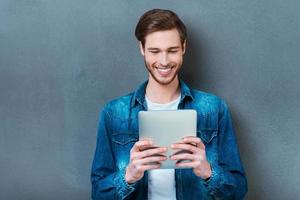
[{"xmin": 138, "ymin": 109, "xmax": 197, "ymax": 169}]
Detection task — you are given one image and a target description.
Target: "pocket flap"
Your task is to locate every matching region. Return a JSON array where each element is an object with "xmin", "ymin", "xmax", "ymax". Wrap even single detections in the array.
[
  {"xmin": 198, "ymin": 129, "xmax": 217, "ymax": 143},
  {"xmin": 112, "ymin": 133, "xmax": 138, "ymax": 145}
]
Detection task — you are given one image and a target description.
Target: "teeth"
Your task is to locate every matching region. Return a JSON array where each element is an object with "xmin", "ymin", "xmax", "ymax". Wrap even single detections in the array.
[
  {"xmin": 156, "ymin": 67, "xmax": 172, "ymax": 72},
  {"xmin": 159, "ymin": 68, "xmax": 170, "ymax": 72}
]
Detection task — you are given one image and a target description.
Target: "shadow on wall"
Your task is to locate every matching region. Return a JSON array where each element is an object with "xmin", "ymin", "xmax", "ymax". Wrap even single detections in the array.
[
  {"xmin": 181, "ymin": 27, "xmax": 259, "ymax": 200},
  {"xmin": 180, "ymin": 25, "xmax": 209, "ymax": 88}
]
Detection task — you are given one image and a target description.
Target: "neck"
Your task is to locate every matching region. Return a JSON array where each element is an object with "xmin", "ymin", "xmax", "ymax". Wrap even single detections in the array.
[{"xmin": 146, "ymin": 76, "xmax": 181, "ymax": 104}]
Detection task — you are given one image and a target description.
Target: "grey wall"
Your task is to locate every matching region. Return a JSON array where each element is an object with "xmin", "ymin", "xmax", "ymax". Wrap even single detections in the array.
[{"xmin": 1, "ymin": 0, "xmax": 299, "ymax": 199}]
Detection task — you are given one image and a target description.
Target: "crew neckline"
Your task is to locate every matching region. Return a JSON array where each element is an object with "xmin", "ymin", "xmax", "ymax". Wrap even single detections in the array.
[{"xmin": 145, "ymin": 94, "xmax": 181, "ymax": 106}]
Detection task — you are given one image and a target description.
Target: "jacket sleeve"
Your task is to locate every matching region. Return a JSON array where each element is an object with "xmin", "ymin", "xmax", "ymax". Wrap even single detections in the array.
[
  {"xmin": 203, "ymin": 101, "xmax": 248, "ymax": 199},
  {"xmin": 91, "ymin": 107, "xmax": 136, "ymax": 200}
]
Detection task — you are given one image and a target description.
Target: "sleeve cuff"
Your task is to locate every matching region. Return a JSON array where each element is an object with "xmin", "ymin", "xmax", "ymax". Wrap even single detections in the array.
[
  {"xmin": 203, "ymin": 164, "xmax": 223, "ymax": 196},
  {"xmin": 114, "ymin": 169, "xmax": 136, "ymax": 199}
]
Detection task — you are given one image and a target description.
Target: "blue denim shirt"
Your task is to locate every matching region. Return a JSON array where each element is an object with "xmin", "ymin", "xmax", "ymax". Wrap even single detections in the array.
[{"xmin": 91, "ymin": 79, "xmax": 247, "ymax": 200}]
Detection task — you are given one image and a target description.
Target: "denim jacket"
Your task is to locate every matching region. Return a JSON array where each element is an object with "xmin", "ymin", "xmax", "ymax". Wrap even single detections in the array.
[{"xmin": 91, "ymin": 79, "xmax": 247, "ymax": 200}]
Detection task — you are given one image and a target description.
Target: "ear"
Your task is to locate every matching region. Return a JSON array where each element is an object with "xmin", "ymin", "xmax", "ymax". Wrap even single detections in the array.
[
  {"xmin": 139, "ymin": 41, "xmax": 145, "ymax": 56},
  {"xmin": 182, "ymin": 40, "xmax": 186, "ymax": 55}
]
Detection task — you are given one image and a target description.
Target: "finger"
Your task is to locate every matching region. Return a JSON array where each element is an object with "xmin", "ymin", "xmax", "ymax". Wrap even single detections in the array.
[
  {"xmin": 136, "ymin": 163, "xmax": 161, "ymax": 171},
  {"xmin": 131, "ymin": 147, "xmax": 167, "ymax": 160},
  {"xmin": 132, "ymin": 139, "xmax": 153, "ymax": 152},
  {"xmin": 133, "ymin": 155, "xmax": 167, "ymax": 166},
  {"xmin": 182, "ymin": 136, "xmax": 200, "ymax": 141},
  {"xmin": 182, "ymin": 136, "xmax": 205, "ymax": 149},
  {"xmin": 139, "ymin": 145, "xmax": 159, "ymax": 151},
  {"xmin": 171, "ymin": 143, "xmax": 200, "ymax": 154},
  {"xmin": 172, "ymin": 149, "xmax": 193, "ymax": 156},
  {"xmin": 175, "ymin": 160, "xmax": 201, "ymax": 168},
  {"xmin": 139, "ymin": 147, "xmax": 168, "ymax": 159},
  {"xmin": 137, "ymin": 138, "xmax": 153, "ymax": 146},
  {"xmin": 170, "ymin": 153, "xmax": 201, "ymax": 161}
]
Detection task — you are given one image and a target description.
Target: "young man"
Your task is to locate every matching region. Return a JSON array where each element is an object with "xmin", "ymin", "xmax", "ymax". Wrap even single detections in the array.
[{"xmin": 91, "ymin": 9, "xmax": 247, "ymax": 200}]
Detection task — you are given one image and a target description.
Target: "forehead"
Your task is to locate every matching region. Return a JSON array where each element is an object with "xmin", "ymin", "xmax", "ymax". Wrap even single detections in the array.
[{"xmin": 144, "ymin": 29, "xmax": 181, "ymax": 49}]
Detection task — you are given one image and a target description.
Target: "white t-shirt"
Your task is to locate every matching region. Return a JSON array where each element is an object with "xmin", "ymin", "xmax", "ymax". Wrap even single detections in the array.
[{"xmin": 145, "ymin": 94, "xmax": 181, "ymax": 200}]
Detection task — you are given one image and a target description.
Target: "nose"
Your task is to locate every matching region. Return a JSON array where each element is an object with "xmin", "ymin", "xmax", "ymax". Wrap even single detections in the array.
[{"xmin": 158, "ymin": 52, "xmax": 169, "ymax": 66}]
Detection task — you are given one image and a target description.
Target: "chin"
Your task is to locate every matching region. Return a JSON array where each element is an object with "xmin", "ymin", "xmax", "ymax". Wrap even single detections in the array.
[
  {"xmin": 145, "ymin": 62, "xmax": 181, "ymax": 85},
  {"xmin": 151, "ymin": 73, "xmax": 178, "ymax": 85}
]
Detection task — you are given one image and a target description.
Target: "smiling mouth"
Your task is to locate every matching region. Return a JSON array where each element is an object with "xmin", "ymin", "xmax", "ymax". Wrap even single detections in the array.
[
  {"xmin": 154, "ymin": 66, "xmax": 175, "ymax": 77},
  {"xmin": 156, "ymin": 67, "xmax": 171, "ymax": 72}
]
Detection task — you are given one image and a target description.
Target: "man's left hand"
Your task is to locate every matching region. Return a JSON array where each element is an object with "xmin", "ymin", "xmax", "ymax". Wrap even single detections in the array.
[{"xmin": 170, "ymin": 136, "xmax": 212, "ymax": 180}]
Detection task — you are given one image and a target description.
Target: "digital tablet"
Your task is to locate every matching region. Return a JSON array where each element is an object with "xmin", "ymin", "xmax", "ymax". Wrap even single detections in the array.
[{"xmin": 138, "ymin": 109, "xmax": 197, "ymax": 169}]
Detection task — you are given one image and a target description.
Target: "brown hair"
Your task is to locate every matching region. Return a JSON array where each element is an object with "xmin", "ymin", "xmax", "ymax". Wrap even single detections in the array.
[{"xmin": 135, "ymin": 9, "xmax": 187, "ymax": 48}]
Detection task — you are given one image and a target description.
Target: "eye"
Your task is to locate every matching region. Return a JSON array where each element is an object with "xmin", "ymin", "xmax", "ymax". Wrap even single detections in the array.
[
  {"xmin": 169, "ymin": 50, "xmax": 178, "ymax": 53},
  {"xmin": 149, "ymin": 51, "xmax": 159, "ymax": 54}
]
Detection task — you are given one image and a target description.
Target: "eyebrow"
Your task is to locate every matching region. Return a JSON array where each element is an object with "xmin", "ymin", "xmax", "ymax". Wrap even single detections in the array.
[{"xmin": 147, "ymin": 46, "xmax": 181, "ymax": 51}]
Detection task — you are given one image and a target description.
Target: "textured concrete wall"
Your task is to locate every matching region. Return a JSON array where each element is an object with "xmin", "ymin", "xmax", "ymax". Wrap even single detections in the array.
[{"xmin": 1, "ymin": 0, "xmax": 299, "ymax": 199}]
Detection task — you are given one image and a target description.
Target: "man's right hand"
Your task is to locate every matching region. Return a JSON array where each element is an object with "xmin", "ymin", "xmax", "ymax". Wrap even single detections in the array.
[{"xmin": 125, "ymin": 139, "xmax": 168, "ymax": 184}]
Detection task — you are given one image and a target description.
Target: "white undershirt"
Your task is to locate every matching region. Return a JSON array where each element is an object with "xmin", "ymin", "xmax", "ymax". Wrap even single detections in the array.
[{"xmin": 145, "ymin": 94, "xmax": 181, "ymax": 200}]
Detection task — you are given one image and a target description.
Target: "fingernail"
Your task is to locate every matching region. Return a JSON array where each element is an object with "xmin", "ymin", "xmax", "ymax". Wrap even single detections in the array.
[{"xmin": 171, "ymin": 144, "xmax": 175, "ymax": 148}]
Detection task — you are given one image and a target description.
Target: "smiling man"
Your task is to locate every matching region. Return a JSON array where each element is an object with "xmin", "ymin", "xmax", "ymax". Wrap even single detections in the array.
[{"xmin": 91, "ymin": 9, "xmax": 247, "ymax": 200}]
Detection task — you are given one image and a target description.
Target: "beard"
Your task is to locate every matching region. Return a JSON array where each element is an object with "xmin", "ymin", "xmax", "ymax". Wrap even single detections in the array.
[{"xmin": 144, "ymin": 60, "xmax": 182, "ymax": 86}]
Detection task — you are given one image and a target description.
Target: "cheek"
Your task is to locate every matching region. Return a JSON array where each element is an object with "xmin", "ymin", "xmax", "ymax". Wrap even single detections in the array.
[
  {"xmin": 170, "ymin": 55, "xmax": 183, "ymax": 64},
  {"xmin": 144, "ymin": 55, "xmax": 158, "ymax": 64}
]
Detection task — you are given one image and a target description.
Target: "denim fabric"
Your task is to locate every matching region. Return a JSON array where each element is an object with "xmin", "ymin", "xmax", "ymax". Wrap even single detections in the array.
[{"xmin": 91, "ymin": 79, "xmax": 247, "ymax": 200}]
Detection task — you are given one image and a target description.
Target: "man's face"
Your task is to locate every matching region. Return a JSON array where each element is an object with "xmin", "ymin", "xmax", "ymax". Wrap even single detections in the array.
[{"xmin": 140, "ymin": 29, "xmax": 186, "ymax": 86}]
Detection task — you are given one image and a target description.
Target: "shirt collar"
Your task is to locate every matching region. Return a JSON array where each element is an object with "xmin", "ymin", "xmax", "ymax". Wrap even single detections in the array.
[{"xmin": 130, "ymin": 79, "xmax": 194, "ymax": 108}]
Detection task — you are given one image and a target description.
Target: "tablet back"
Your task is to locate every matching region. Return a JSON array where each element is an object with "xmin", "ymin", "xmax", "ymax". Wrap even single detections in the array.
[{"xmin": 138, "ymin": 109, "xmax": 197, "ymax": 169}]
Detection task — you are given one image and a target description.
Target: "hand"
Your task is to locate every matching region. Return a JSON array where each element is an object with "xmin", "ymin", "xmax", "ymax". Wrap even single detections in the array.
[
  {"xmin": 125, "ymin": 139, "xmax": 168, "ymax": 184},
  {"xmin": 170, "ymin": 136, "xmax": 212, "ymax": 180}
]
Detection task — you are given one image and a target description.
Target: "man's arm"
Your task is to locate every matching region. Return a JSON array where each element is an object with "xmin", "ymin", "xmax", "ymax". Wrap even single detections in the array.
[
  {"xmin": 203, "ymin": 101, "xmax": 248, "ymax": 199},
  {"xmin": 91, "ymin": 108, "xmax": 136, "ymax": 200}
]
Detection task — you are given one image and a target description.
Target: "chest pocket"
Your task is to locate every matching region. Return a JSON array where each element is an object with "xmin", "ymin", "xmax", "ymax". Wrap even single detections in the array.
[
  {"xmin": 197, "ymin": 129, "xmax": 218, "ymax": 163},
  {"xmin": 197, "ymin": 129, "xmax": 217, "ymax": 144},
  {"xmin": 112, "ymin": 133, "xmax": 138, "ymax": 145},
  {"xmin": 111, "ymin": 133, "xmax": 138, "ymax": 169}
]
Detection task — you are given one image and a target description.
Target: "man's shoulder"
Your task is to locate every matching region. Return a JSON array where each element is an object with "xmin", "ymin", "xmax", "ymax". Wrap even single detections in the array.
[
  {"xmin": 101, "ymin": 92, "xmax": 135, "ymax": 113},
  {"xmin": 190, "ymin": 89, "xmax": 228, "ymax": 112},
  {"xmin": 191, "ymin": 89, "xmax": 223, "ymax": 104}
]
